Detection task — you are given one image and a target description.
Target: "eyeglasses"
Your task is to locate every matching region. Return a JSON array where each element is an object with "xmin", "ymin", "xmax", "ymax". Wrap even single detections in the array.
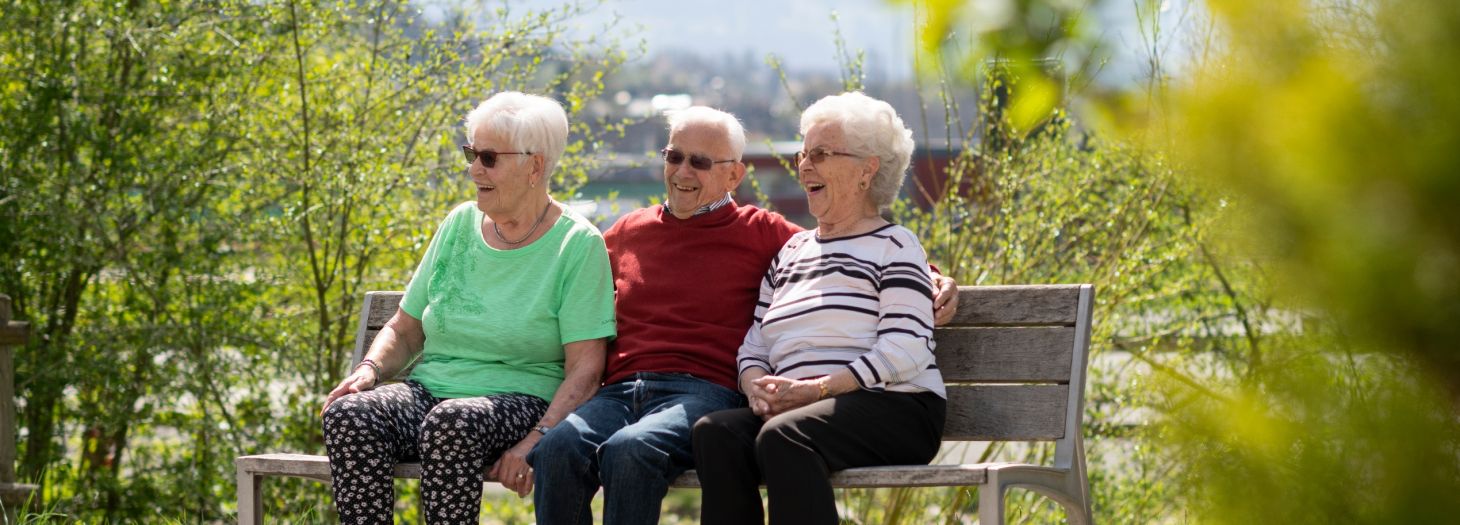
[
  {"xmin": 461, "ymin": 145, "xmax": 531, "ymax": 168},
  {"xmin": 794, "ymin": 147, "xmax": 861, "ymax": 166},
  {"xmin": 662, "ymin": 148, "xmax": 736, "ymax": 170}
]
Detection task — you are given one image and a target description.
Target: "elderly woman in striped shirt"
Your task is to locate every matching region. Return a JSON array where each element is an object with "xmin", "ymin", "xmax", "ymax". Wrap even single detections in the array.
[{"xmin": 692, "ymin": 92, "xmax": 946, "ymax": 525}]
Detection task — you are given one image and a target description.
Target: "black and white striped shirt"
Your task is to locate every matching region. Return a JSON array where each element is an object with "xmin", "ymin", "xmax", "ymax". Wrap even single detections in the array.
[{"xmin": 738, "ymin": 224, "xmax": 945, "ymax": 397}]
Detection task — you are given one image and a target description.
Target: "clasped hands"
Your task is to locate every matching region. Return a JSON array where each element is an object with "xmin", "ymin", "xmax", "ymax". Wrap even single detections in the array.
[{"xmin": 743, "ymin": 374, "xmax": 825, "ymax": 420}]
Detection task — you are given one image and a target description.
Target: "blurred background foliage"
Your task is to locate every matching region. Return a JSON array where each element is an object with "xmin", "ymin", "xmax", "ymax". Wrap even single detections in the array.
[
  {"xmin": 905, "ymin": 0, "xmax": 1460, "ymax": 522},
  {"xmin": 1, "ymin": 0, "xmax": 1456, "ymax": 522}
]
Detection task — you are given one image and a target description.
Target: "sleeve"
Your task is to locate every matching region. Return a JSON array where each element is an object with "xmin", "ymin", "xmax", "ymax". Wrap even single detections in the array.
[
  {"xmin": 556, "ymin": 229, "xmax": 618, "ymax": 344},
  {"xmin": 400, "ymin": 207, "xmax": 460, "ymax": 319},
  {"xmin": 845, "ymin": 232, "xmax": 938, "ymax": 389},
  {"xmin": 736, "ymin": 253, "xmax": 779, "ymax": 383}
]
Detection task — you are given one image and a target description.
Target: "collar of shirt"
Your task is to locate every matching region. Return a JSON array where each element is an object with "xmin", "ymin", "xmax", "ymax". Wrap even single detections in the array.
[{"xmin": 664, "ymin": 192, "xmax": 734, "ymax": 217}]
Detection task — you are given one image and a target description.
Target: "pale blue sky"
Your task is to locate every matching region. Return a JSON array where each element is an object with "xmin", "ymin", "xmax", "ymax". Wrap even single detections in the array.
[
  {"xmin": 503, "ymin": 0, "xmax": 918, "ymax": 78},
  {"xmin": 426, "ymin": 0, "xmax": 1197, "ymax": 87}
]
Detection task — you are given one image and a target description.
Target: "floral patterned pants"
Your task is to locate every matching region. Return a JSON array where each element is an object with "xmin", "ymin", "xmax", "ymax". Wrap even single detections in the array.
[{"xmin": 322, "ymin": 380, "xmax": 548, "ymax": 524}]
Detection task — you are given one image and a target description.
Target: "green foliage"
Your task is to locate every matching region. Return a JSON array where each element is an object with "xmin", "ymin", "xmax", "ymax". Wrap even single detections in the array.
[
  {"xmin": 1158, "ymin": 0, "xmax": 1460, "ymax": 521},
  {"xmin": 1177, "ymin": 0, "xmax": 1460, "ymax": 389},
  {"xmin": 0, "ymin": 0, "xmax": 631, "ymax": 519},
  {"xmin": 910, "ymin": 0, "xmax": 1460, "ymax": 522}
]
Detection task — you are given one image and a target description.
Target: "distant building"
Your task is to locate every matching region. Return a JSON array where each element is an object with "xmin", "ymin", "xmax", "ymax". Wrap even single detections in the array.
[{"xmin": 574, "ymin": 140, "xmax": 973, "ymax": 230}]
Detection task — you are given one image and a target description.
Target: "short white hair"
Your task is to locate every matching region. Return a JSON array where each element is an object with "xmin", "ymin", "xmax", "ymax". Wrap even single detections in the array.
[
  {"xmin": 800, "ymin": 92, "xmax": 914, "ymax": 212},
  {"xmin": 464, "ymin": 92, "xmax": 569, "ymax": 176},
  {"xmin": 665, "ymin": 106, "xmax": 747, "ymax": 160}
]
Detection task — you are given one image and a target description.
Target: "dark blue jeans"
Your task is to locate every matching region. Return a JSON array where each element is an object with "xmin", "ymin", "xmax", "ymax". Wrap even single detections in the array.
[{"xmin": 529, "ymin": 372, "xmax": 744, "ymax": 525}]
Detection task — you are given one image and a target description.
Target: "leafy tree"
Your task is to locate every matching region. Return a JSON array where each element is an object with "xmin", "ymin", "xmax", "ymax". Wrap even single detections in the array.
[
  {"xmin": 0, "ymin": 0, "xmax": 633, "ymax": 518},
  {"xmin": 0, "ymin": 1, "xmax": 264, "ymax": 517}
]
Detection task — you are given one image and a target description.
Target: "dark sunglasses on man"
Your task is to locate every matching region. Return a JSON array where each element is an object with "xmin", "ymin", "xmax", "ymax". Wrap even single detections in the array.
[
  {"xmin": 461, "ymin": 145, "xmax": 531, "ymax": 168},
  {"xmin": 661, "ymin": 148, "xmax": 736, "ymax": 171}
]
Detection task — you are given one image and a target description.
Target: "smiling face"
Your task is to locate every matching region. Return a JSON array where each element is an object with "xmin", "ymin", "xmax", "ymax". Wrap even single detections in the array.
[
  {"xmin": 798, "ymin": 121, "xmax": 876, "ymax": 225},
  {"xmin": 663, "ymin": 122, "xmax": 746, "ymax": 219},
  {"xmin": 469, "ymin": 124, "xmax": 543, "ymax": 218}
]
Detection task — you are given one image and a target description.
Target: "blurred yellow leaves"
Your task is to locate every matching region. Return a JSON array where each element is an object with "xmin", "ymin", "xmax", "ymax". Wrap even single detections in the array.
[
  {"xmin": 1174, "ymin": 0, "xmax": 1460, "ymax": 387},
  {"xmin": 899, "ymin": 0, "xmax": 1074, "ymax": 135}
]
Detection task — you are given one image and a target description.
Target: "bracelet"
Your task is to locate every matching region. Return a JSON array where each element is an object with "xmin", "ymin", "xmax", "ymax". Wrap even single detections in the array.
[
  {"xmin": 817, "ymin": 380, "xmax": 830, "ymax": 400},
  {"xmin": 357, "ymin": 358, "xmax": 383, "ymax": 386}
]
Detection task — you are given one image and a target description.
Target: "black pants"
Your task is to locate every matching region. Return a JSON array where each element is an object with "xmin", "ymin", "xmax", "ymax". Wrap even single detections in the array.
[
  {"xmin": 321, "ymin": 380, "xmax": 548, "ymax": 524},
  {"xmin": 692, "ymin": 390, "xmax": 946, "ymax": 525}
]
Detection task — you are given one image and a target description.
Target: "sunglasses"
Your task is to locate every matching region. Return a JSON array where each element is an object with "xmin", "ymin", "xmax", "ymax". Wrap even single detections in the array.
[
  {"xmin": 461, "ymin": 145, "xmax": 531, "ymax": 168},
  {"xmin": 794, "ymin": 147, "xmax": 861, "ymax": 166},
  {"xmin": 662, "ymin": 148, "xmax": 736, "ymax": 170}
]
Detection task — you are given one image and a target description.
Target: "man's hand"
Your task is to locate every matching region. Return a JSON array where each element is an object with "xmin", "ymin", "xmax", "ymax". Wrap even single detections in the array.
[
  {"xmin": 320, "ymin": 367, "xmax": 377, "ymax": 417},
  {"xmin": 490, "ymin": 436, "xmax": 538, "ymax": 498},
  {"xmin": 932, "ymin": 274, "xmax": 961, "ymax": 326}
]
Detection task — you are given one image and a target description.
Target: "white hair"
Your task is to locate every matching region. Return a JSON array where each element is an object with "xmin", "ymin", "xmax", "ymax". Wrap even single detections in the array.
[
  {"xmin": 463, "ymin": 92, "xmax": 569, "ymax": 176},
  {"xmin": 665, "ymin": 106, "xmax": 747, "ymax": 160},
  {"xmin": 799, "ymin": 92, "xmax": 914, "ymax": 212}
]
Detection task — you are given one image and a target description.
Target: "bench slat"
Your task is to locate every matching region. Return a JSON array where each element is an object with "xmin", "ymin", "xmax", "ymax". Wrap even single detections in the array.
[
  {"xmin": 932, "ymin": 326, "xmax": 1075, "ymax": 383},
  {"xmin": 236, "ymin": 454, "xmax": 463, "ymax": 483},
  {"xmin": 674, "ymin": 464, "xmax": 998, "ymax": 488},
  {"xmin": 943, "ymin": 384, "xmax": 1068, "ymax": 441},
  {"xmin": 364, "ymin": 292, "xmax": 403, "ymax": 328},
  {"xmin": 236, "ymin": 454, "xmax": 998, "ymax": 489},
  {"xmin": 946, "ymin": 285, "xmax": 1082, "ymax": 327},
  {"xmin": 362, "ymin": 286, "xmax": 1082, "ymax": 330}
]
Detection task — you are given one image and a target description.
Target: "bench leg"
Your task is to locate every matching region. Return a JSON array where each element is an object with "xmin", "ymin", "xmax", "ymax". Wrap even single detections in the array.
[
  {"xmin": 237, "ymin": 469, "xmax": 262, "ymax": 525},
  {"xmin": 982, "ymin": 465, "xmax": 1093, "ymax": 525},
  {"xmin": 979, "ymin": 478, "xmax": 1006, "ymax": 525}
]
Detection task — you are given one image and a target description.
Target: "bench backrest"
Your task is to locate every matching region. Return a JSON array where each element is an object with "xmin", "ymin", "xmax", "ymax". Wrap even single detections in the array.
[{"xmin": 351, "ymin": 284, "xmax": 1095, "ymax": 469}]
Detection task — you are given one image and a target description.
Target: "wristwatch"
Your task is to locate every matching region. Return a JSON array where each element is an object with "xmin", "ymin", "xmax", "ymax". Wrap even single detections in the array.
[{"xmin": 533, "ymin": 424, "xmax": 553, "ymax": 436}]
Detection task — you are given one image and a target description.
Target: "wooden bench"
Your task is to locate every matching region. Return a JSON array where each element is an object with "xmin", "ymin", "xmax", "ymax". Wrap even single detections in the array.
[
  {"xmin": 0, "ymin": 296, "xmax": 40, "ymax": 517},
  {"xmin": 236, "ymin": 284, "xmax": 1095, "ymax": 524}
]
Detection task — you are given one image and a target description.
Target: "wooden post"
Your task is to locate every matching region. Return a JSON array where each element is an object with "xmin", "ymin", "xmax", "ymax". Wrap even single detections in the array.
[{"xmin": 0, "ymin": 295, "xmax": 38, "ymax": 511}]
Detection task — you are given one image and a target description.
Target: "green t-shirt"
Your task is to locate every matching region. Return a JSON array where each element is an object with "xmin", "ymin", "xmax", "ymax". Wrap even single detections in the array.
[{"xmin": 400, "ymin": 201, "xmax": 616, "ymax": 400}]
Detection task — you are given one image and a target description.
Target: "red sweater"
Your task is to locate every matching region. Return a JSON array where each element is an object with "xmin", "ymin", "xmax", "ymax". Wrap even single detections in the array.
[{"xmin": 602, "ymin": 203, "xmax": 802, "ymax": 390}]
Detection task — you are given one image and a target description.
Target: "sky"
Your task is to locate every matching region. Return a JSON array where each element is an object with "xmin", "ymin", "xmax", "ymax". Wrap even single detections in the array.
[
  {"xmin": 414, "ymin": 0, "xmax": 926, "ymax": 81},
  {"xmin": 501, "ymin": 0, "xmax": 918, "ymax": 77},
  {"xmin": 423, "ymin": 0, "xmax": 1198, "ymax": 89}
]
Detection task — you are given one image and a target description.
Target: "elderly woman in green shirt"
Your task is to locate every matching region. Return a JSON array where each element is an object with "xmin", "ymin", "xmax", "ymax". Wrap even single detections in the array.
[{"xmin": 318, "ymin": 92, "xmax": 616, "ymax": 524}]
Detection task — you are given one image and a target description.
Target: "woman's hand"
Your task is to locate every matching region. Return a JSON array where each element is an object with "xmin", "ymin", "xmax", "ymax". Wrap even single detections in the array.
[
  {"xmin": 319, "ymin": 366, "xmax": 377, "ymax": 417},
  {"xmin": 320, "ymin": 308, "xmax": 423, "ymax": 417},
  {"xmin": 490, "ymin": 435, "xmax": 539, "ymax": 498},
  {"xmin": 751, "ymin": 375, "xmax": 824, "ymax": 419},
  {"xmin": 492, "ymin": 337, "xmax": 606, "ymax": 498},
  {"xmin": 740, "ymin": 368, "xmax": 774, "ymax": 417}
]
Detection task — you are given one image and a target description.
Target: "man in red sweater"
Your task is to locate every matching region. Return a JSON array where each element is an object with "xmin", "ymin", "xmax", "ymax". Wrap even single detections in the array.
[{"xmin": 528, "ymin": 107, "xmax": 959, "ymax": 525}]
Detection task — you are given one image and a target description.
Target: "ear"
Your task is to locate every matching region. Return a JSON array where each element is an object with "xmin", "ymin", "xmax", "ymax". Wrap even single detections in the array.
[
  {"xmin": 725, "ymin": 160, "xmax": 749, "ymax": 191},
  {"xmin": 861, "ymin": 156, "xmax": 880, "ymax": 188},
  {"xmin": 531, "ymin": 153, "xmax": 548, "ymax": 186}
]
